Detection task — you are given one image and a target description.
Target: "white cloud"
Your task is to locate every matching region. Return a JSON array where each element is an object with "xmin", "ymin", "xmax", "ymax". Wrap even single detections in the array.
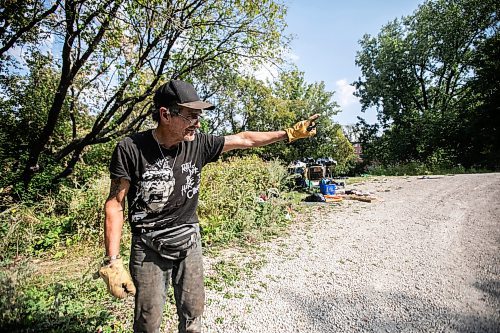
[{"xmin": 335, "ymin": 79, "xmax": 358, "ymax": 108}]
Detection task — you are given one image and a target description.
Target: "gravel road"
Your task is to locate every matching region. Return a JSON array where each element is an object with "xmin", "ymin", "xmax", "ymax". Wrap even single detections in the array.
[{"xmin": 202, "ymin": 173, "xmax": 500, "ymax": 333}]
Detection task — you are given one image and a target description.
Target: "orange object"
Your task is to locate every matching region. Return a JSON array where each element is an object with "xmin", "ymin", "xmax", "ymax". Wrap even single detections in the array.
[{"xmin": 324, "ymin": 195, "xmax": 343, "ymax": 202}]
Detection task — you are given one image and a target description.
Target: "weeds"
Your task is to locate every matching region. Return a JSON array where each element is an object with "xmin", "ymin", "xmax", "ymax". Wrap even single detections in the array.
[
  {"xmin": 199, "ymin": 155, "xmax": 290, "ymax": 248},
  {"xmin": 0, "ymin": 174, "xmax": 108, "ymax": 264},
  {"xmin": 365, "ymin": 162, "xmax": 491, "ymax": 176},
  {"xmin": 1, "ymin": 156, "xmax": 295, "ymax": 332},
  {"xmin": 0, "ymin": 261, "xmax": 116, "ymax": 333}
]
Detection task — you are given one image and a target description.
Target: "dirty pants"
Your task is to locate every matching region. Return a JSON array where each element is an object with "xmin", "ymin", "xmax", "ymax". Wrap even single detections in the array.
[{"xmin": 130, "ymin": 235, "xmax": 205, "ymax": 333}]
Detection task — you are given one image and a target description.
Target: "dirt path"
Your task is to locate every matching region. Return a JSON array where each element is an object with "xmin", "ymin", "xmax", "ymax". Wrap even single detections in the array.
[{"xmin": 202, "ymin": 173, "xmax": 500, "ymax": 333}]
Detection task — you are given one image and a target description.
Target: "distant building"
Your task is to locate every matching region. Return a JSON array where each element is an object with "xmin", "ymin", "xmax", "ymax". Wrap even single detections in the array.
[
  {"xmin": 352, "ymin": 142, "xmax": 363, "ymax": 162},
  {"xmin": 342, "ymin": 125, "xmax": 364, "ymax": 162}
]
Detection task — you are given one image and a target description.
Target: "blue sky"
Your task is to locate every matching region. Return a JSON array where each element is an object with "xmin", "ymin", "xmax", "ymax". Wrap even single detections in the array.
[
  {"xmin": 283, "ymin": 0, "xmax": 424, "ymax": 126},
  {"xmin": 9, "ymin": 0, "xmax": 424, "ymax": 127}
]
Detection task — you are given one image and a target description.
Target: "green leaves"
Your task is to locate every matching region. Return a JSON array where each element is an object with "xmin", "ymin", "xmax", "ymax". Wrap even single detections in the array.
[
  {"xmin": 354, "ymin": 0, "xmax": 500, "ymax": 169},
  {"xmin": 198, "ymin": 155, "xmax": 289, "ymax": 247},
  {"xmin": 2, "ymin": 0, "xmax": 291, "ymax": 188},
  {"xmin": 205, "ymin": 69, "xmax": 351, "ymax": 165}
]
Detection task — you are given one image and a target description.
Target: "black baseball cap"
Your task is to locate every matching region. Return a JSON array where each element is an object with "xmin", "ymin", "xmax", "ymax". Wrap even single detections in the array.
[{"xmin": 154, "ymin": 80, "xmax": 215, "ymax": 110}]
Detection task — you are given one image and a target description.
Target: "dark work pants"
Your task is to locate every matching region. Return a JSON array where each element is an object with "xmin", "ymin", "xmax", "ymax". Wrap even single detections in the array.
[{"xmin": 129, "ymin": 234, "xmax": 205, "ymax": 333}]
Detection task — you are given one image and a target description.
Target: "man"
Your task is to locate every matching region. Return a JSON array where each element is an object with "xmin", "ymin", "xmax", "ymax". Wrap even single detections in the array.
[{"xmin": 99, "ymin": 79, "xmax": 319, "ymax": 333}]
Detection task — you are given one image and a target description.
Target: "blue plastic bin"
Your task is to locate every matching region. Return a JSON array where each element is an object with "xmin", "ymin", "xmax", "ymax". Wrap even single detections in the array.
[{"xmin": 320, "ymin": 179, "xmax": 336, "ymax": 195}]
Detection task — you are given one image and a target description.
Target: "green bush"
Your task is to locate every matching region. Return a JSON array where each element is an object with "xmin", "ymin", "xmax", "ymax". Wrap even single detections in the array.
[
  {"xmin": 1, "ymin": 156, "xmax": 292, "ymax": 262},
  {"xmin": 0, "ymin": 174, "xmax": 108, "ymax": 263},
  {"xmin": 0, "ymin": 155, "xmax": 295, "ymax": 332},
  {"xmin": 0, "ymin": 262, "xmax": 120, "ymax": 333},
  {"xmin": 365, "ymin": 161, "xmax": 489, "ymax": 176},
  {"xmin": 57, "ymin": 176, "xmax": 109, "ymax": 239},
  {"xmin": 199, "ymin": 155, "xmax": 290, "ymax": 247},
  {"xmin": 366, "ymin": 162, "xmax": 430, "ymax": 176}
]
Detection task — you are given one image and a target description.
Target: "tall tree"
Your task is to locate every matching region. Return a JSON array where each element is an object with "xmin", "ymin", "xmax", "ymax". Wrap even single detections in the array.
[
  {"xmin": 354, "ymin": 0, "xmax": 499, "ymax": 167},
  {"xmin": 0, "ymin": 0, "xmax": 289, "ymax": 188},
  {"xmin": 461, "ymin": 30, "xmax": 500, "ymax": 168},
  {"xmin": 207, "ymin": 69, "xmax": 355, "ymax": 167},
  {"xmin": 0, "ymin": 52, "xmax": 66, "ymax": 190},
  {"xmin": 0, "ymin": 0, "xmax": 59, "ymax": 61}
]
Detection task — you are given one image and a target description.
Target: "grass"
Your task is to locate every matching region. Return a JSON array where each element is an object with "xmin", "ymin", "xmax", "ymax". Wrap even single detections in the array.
[
  {"xmin": 0, "ymin": 261, "xmax": 128, "ymax": 332},
  {"xmin": 342, "ymin": 176, "xmax": 373, "ymax": 185},
  {"xmin": 0, "ymin": 156, "xmax": 308, "ymax": 332},
  {"xmin": 364, "ymin": 162, "xmax": 492, "ymax": 177},
  {"xmin": 3, "ymin": 156, "xmax": 399, "ymax": 332},
  {"xmin": 0, "ymin": 226, "xmax": 137, "ymax": 333}
]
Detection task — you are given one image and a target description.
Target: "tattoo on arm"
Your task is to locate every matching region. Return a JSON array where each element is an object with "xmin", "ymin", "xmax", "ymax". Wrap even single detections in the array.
[
  {"xmin": 108, "ymin": 179, "xmax": 122, "ymax": 199},
  {"xmin": 225, "ymin": 135, "xmax": 236, "ymax": 144},
  {"xmin": 107, "ymin": 178, "xmax": 128, "ymax": 211},
  {"xmin": 222, "ymin": 135, "xmax": 238, "ymax": 152}
]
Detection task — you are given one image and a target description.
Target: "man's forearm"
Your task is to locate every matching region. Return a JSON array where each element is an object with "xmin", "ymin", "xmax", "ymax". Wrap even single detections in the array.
[
  {"xmin": 104, "ymin": 201, "xmax": 125, "ymax": 257},
  {"xmin": 223, "ymin": 130, "xmax": 287, "ymax": 151},
  {"xmin": 240, "ymin": 130, "xmax": 287, "ymax": 147},
  {"xmin": 222, "ymin": 115, "xmax": 320, "ymax": 152}
]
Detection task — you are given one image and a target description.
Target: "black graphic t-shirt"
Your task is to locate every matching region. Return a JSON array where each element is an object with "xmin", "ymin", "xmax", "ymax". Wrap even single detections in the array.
[{"xmin": 109, "ymin": 130, "xmax": 225, "ymax": 234}]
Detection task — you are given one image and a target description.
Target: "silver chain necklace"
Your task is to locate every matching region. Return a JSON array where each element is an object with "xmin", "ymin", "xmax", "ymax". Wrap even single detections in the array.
[{"xmin": 152, "ymin": 129, "xmax": 179, "ymax": 168}]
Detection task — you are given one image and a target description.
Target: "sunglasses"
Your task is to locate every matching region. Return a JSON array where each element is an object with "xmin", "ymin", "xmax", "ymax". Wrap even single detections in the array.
[{"xmin": 175, "ymin": 113, "xmax": 203, "ymax": 126}]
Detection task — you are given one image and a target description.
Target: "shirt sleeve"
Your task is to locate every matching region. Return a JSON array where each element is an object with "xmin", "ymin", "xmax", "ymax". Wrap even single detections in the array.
[
  {"xmin": 200, "ymin": 134, "xmax": 225, "ymax": 166},
  {"xmin": 109, "ymin": 139, "xmax": 133, "ymax": 181}
]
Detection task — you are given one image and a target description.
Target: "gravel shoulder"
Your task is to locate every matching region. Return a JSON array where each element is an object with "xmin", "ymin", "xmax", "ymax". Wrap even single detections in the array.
[{"xmin": 202, "ymin": 173, "xmax": 500, "ymax": 333}]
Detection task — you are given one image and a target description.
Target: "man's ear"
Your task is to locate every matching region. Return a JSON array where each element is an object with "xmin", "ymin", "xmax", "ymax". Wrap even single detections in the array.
[{"xmin": 160, "ymin": 107, "xmax": 170, "ymax": 119}]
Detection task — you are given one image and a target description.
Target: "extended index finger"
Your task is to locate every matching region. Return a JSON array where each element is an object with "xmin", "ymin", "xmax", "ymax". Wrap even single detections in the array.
[{"xmin": 308, "ymin": 114, "xmax": 320, "ymax": 121}]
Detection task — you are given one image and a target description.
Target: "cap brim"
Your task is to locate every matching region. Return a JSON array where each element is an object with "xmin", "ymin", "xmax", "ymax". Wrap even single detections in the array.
[{"xmin": 178, "ymin": 100, "xmax": 215, "ymax": 110}]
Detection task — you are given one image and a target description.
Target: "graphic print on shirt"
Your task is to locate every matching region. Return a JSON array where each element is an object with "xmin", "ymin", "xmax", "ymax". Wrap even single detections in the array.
[
  {"xmin": 180, "ymin": 161, "xmax": 200, "ymax": 199},
  {"xmin": 131, "ymin": 158, "xmax": 175, "ymax": 222}
]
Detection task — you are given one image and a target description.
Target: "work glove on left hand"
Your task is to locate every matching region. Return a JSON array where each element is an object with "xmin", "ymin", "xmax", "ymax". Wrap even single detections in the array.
[
  {"xmin": 99, "ymin": 258, "xmax": 136, "ymax": 299},
  {"xmin": 285, "ymin": 114, "xmax": 320, "ymax": 143}
]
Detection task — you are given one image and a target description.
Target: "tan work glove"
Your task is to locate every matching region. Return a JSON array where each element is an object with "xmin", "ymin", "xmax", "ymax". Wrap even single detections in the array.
[
  {"xmin": 285, "ymin": 114, "xmax": 320, "ymax": 143},
  {"xmin": 99, "ymin": 258, "xmax": 136, "ymax": 299}
]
